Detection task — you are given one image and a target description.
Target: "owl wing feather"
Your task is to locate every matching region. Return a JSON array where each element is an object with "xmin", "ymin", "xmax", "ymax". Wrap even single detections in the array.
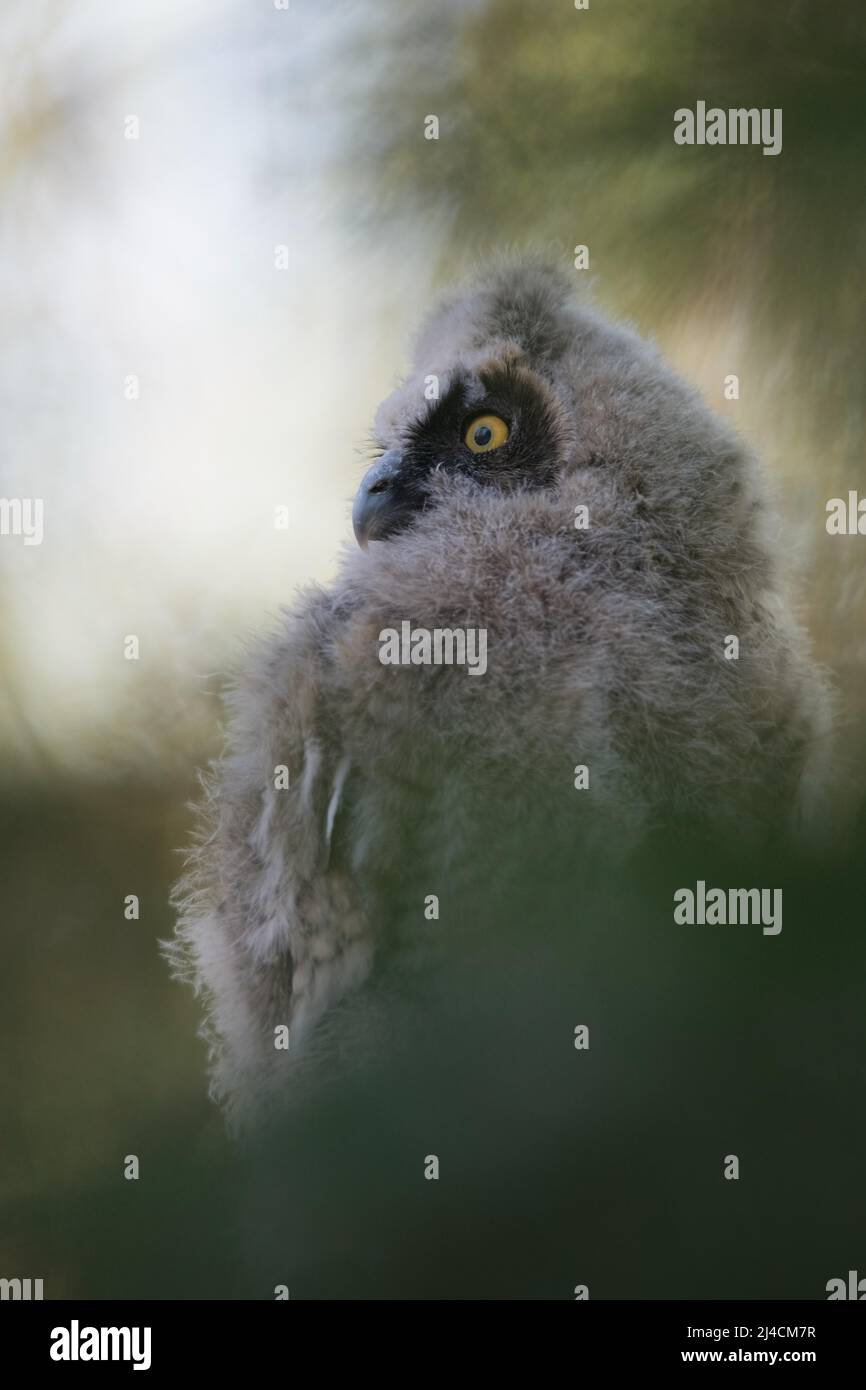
[{"xmin": 166, "ymin": 588, "xmax": 371, "ymax": 1128}]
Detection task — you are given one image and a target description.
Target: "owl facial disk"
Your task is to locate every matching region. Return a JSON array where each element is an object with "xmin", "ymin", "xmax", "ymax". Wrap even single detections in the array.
[{"xmin": 355, "ymin": 364, "xmax": 566, "ymax": 547}]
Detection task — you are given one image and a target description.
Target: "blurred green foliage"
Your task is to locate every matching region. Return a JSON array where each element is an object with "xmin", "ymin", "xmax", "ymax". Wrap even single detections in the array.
[{"xmin": 354, "ymin": 0, "xmax": 866, "ymax": 424}]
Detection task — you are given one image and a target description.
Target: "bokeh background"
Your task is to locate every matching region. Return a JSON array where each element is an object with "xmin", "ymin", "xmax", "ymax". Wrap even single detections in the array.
[{"xmin": 1, "ymin": 0, "xmax": 864, "ymax": 1297}]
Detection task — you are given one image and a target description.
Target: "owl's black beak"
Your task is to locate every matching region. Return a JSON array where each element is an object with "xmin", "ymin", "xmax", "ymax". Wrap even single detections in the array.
[{"xmin": 353, "ymin": 449, "xmax": 415, "ymax": 548}]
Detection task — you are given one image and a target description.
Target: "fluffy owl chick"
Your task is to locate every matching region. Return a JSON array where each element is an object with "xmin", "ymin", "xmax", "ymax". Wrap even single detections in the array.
[{"xmin": 168, "ymin": 254, "xmax": 832, "ymax": 1129}]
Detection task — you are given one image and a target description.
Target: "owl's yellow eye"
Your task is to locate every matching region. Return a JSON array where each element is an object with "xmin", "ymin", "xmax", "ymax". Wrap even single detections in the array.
[{"xmin": 464, "ymin": 414, "xmax": 510, "ymax": 454}]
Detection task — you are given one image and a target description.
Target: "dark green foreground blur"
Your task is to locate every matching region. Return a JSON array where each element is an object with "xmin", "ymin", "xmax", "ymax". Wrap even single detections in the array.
[{"xmin": 1, "ymin": 780, "xmax": 863, "ymax": 1299}]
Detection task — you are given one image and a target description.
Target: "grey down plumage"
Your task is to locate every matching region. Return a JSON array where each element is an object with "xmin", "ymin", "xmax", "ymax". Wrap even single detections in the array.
[{"xmin": 168, "ymin": 254, "xmax": 832, "ymax": 1130}]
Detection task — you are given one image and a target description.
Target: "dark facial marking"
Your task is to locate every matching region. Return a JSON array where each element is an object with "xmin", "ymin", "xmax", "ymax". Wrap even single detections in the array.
[{"xmin": 353, "ymin": 361, "xmax": 568, "ymax": 547}]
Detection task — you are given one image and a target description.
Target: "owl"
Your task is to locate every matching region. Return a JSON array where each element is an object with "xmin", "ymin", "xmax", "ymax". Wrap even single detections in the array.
[{"xmin": 167, "ymin": 253, "xmax": 832, "ymax": 1131}]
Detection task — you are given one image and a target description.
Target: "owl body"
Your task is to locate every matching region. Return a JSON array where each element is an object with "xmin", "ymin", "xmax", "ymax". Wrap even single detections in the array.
[{"xmin": 169, "ymin": 256, "xmax": 832, "ymax": 1129}]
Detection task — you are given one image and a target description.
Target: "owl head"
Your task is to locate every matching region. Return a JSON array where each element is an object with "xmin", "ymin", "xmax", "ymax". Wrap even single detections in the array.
[
  {"xmin": 353, "ymin": 255, "xmax": 584, "ymax": 547},
  {"xmin": 351, "ymin": 250, "xmax": 766, "ymax": 578}
]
